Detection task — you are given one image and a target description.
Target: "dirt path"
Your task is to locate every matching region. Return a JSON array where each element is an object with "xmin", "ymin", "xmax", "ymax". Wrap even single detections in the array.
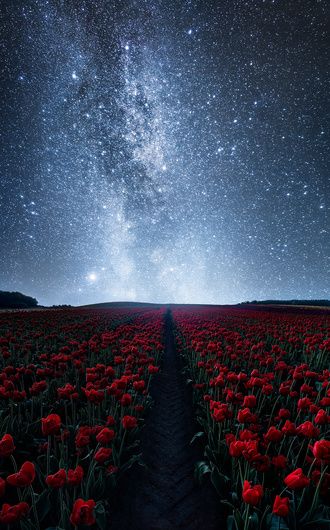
[{"xmin": 111, "ymin": 308, "xmax": 219, "ymax": 530}]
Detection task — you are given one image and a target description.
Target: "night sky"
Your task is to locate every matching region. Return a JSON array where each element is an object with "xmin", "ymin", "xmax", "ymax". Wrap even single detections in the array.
[{"xmin": 1, "ymin": 0, "xmax": 328, "ymax": 306}]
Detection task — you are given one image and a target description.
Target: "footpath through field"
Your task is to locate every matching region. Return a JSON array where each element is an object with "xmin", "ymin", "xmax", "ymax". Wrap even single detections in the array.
[{"xmin": 111, "ymin": 307, "xmax": 219, "ymax": 529}]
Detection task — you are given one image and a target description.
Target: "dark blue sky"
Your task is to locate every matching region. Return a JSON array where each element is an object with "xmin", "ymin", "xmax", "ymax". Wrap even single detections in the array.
[{"xmin": 0, "ymin": 0, "xmax": 328, "ymax": 305}]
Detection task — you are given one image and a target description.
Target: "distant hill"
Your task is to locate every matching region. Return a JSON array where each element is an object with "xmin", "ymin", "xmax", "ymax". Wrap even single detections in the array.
[
  {"xmin": 0, "ymin": 291, "xmax": 38, "ymax": 309},
  {"xmin": 239, "ymin": 299, "xmax": 330, "ymax": 307},
  {"xmin": 80, "ymin": 301, "xmax": 164, "ymax": 308}
]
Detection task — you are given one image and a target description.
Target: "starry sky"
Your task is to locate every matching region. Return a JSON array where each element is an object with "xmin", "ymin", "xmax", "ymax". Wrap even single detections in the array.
[{"xmin": 0, "ymin": 0, "xmax": 328, "ymax": 306}]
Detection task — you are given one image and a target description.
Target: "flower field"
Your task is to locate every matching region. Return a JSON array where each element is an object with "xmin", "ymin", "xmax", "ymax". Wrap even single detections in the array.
[
  {"xmin": 0, "ymin": 304, "xmax": 328, "ymax": 529},
  {"xmin": 173, "ymin": 306, "xmax": 330, "ymax": 530},
  {"xmin": 0, "ymin": 307, "xmax": 163, "ymax": 529}
]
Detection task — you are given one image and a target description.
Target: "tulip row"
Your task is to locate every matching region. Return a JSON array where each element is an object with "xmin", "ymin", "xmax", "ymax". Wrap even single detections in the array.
[
  {"xmin": 173, "ymin": 306, "xmax": 330, "ymax": 530},
  {"xmin": 0, "ymin": 307, "xmax": 164, "ymax": 529}
]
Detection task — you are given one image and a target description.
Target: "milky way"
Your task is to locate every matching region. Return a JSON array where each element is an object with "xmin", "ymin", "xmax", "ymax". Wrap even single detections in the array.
[{"xmin": 0, "ymin": 0, "xmax": 328, "ymax": 305}]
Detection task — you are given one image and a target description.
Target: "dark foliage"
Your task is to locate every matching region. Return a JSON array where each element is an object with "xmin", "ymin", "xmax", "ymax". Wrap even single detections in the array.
[
  {"xmin": 240, "ymin": 299, "xmax": 330, "ymax": 307},
  {"xmin": 0, "ymin": 291, "xmax": 38, "ymax": 309}
]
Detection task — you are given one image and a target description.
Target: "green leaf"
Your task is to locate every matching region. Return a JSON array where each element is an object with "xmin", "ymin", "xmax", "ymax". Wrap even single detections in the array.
[
  {"xmin": 35, "ymin": 490, "xmax": 52, "ymax": 522},
  {"xmin": 190, "ymin": 431, "xmax": 205, "ymax": 445},
  {"xmin": 221, "ymin": 500, "xmax": 235, "ymax": 509},
  {"xmin": 301, "ymin": 520, "xmax": 330, "ymax": 529},
  {"xmin": 211, "ymin": 466, "xmax": 230, "ymax": 495},
  {"xmin": 267, "ymin": 514, "xmax": 289, "ymax": 530},
  {"xmin": 120, "ymin": 452, "xmax": 143, "ymax": 473},
  {"xmin": 231, "ymin": 492, "xmax": 238, "ymax": 504},
  {"xmin": 95, "ymin": 501, "xmax": 106, "ymax": 530},
  {"xmin": 91, "ymin": 469, "xmax": 105, "ymax": 499},
  {"xmin": 194, "ymin": 460, "xmax": 211, "ymax": 484},
  {"xmin": 204, "ymin": 444, "xmax": 216, "ymax": 463},
  {"xmin": 233, "ymin": 508, "xmax": 244, "ymax": 530},
  {"xmin": 20, "ymin": 521, "xmax": 35, "ymax": 530},
  {"xmin": 227, "ymin": 515, "xmax": 236, "ymax": 530},
  {"xmin": 249, "ymin": 511, "xmax": 259, "ymax": 530}
]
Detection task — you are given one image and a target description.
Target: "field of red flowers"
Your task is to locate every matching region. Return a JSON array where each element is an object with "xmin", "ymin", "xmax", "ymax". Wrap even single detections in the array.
[
  {"xmin": 0, "ymin": 305, "xmax": 328, "ymax": 530},
  {"xmin": 0, "ymin": 307, "xmax": 163, "ymax": 529},
  {"xmin": 173, "ymin": 306, "xmax": 330, "ymax": 530}
]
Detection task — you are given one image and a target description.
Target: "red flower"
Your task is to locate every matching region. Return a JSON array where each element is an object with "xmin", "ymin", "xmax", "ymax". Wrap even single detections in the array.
[
  {"xmin": 70, "ymin": 499, "xmax": 96, "ymax": 526},
  {"xmin": 272, "ymin": 495, "xmax": 290, "ymax": 517},
  {"xmin": 225, "ymin": 433, "xmax": 236, "ymax": 446},
  {"xmin": 106, "ymin": 415, "xmax": 115, "ymax": 426},
  {"xmin": 148, "ymin": 365, "xmax": 159, "ymax": 374},
  {"xmin": 229, "ymin": 441, "xmax": 244, "ymax": 457},
  {"xmin": 243, "ymin": 395, "xmax": 257, "ymax": 408},
  {"xmin": 67, "ymin": 466, "xmax": 84, "ymax": 487},
  {"xmin": 212, "ymin": 408, "xmax": 226, "ymax": 422},
  {"xmin": 272, "ymin": 455, "xmax": 287, "ymax": 469},
  {"xmin": 242, "ymin": 480, "xmax": 263, "ymax": 505},
  {"xmin": 75, "ymin": 426, "xmax": 92, "ymax": 448},
  {"xmin": 0, "ymin": 434, "xmax": 15, "ymax": 457},
  {"xmin": 264, "ymin": 426, "xmax": 283, "ymax": 443},
  {"xmin": 120, "ymin": 393, "xmax": 132, "ymax": 406},
  {"xmin": 7, "ymin": 461, "xmax": 35, "ymax": 487},
  {"xmin": 46, "ymin": 469, "xmax": 67, "ymax": 488},
  {"xmin": 277, "ymin": 408, "xmax": 290, "ymax": 420},
  {"xmin": 96, "ymin": 428, "xmax": 115, "ymax": 445},
  {"xmin": 41, "ymin": 414, "xmax": 61, "ymax": 436},
  {"xmin": 0, "ymin": 478, "xmax": 6, "ymax": 497},
  {"xmin": 296, "ymin": 421, "xmax": 320, "ymax": 439},
  {"xmin": 122, "ymin": 415, "xmax": 138, "ymax": 430},
  {"xmin": 284, "ymin": 468, "xmax": 310, "ymax": 490},
  {"xmin": 281, "ymin": 420, "xmax": 297, "ymax": 436},
  {"xmin": 0, "ymin": 502, "xmax": 29, "ymax": 524},
  {"xmin": 94, "ymin": 447, "xmax": 112, "ymax": 463},
  {"xmin": 312, "ymin": 440, "xmax": 330, "ymax": 464},
  {"xmin": 133, "ymin": 380, "xmax": 145, "ymax": 392},
  {"xmin": 314, "ymin": 409, "xmax": 329, "ymax": 425},
  {"xmin": 297, "ymin": 397, "xmax": 312, "ymax": 410},
  {"xmin": 237, "ymin": 408, "xmax": 257, "ymax": 424}
]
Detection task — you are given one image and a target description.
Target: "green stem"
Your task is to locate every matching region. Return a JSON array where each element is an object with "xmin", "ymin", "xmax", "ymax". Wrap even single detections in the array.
[{"xmin": 29, "ymin": 485, "xmax": 40, "ymax": 530}]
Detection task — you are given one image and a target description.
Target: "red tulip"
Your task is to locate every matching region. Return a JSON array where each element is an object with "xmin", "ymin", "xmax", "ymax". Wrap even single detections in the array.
[
  {"xmin": 284, "ymin": 468, "xmax": 310, "ymax": 490},
  {"xmin": 277, "ymin": 408, "xmax": 290, "ymax": 420},
  {"xmin": 133, "ymin": 380, "xmax": 145, "ymax": 391},
  {"xmin": 296, "ymin": 421, "xmax": 320, "ymax": 439},
  {"xmin": 46, "ymin": 469, "xmax": 67, "ymax": 488},
  {"xmin": 242, "ymin": 480, "xmax": 263, "ymax": 505},
  {"xmin": 148, "ymin": 365, "xmax": 159, "ymax": 374},
  {"xmin": 229, "ymin": 441, "xmax": 244, "ymax": 457},
  {"xmin": 120, "ymin": 393, "xmax": 132, "ymax": 406},
  {"xmin": 264, "ymin": 426, "xmax": 283, "ymax": 443},
  {"xmin": 0, "ymin": 502, "xmax": 29, "ymax": 524},
  {"xmin": 243, "ymin": 395, "xmax": 257, "ymax": 408},
  {"xmin": 281, "ymin": 420, "xmax": 297, "ymax": 436},
  {"xmin": 7, "ymin": 461, "xmax": 35, "ymax": 487},
  {"xmin": 106, "ymin": 415, "xmax": 116, "ymax": 426},
  {"xmin": 41, "ymin": 414, "xmax": 61, "ymax": 436},
  {"xmin": 0, "ymin": 434, "xmax": 15, "ymax": 457},
  {"xmin": 272, "ymin": 455, "xmax": 287, "ymax": 469},
  {"xmin": 272, "ymin": 495, "xmax": 290, "ymax": 517},
  {"xmin": 122, "ymin": 415, "xmax": 138, "ymax": 430},
  {"xmin": 70, "ymin": 498, "xmax": 96, "ymax": 526},
  {"xmin": 94, "ymin": 447, "xmax": 112, "ymax": 463},
  {"xmin": 237, "ymin": 408, "xmax": 257, "ymax": 424},
  {"xmin": 312, "ymin": 440, "xmax": 330, "ymax": 464},
  {"xmin": 67, "ymin": 465, "xmax": 84, "ymax": 487},
  {"xmin": 96, "ymin": 428, "xmax": 115, "ymax": 445},
  {"xmin": 314, "ymin": 409, "xmax": 329, "ymax": 425},
  {"xmin": 0, "ymin": 478, "xmax": 6, "ymax": 497}
]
